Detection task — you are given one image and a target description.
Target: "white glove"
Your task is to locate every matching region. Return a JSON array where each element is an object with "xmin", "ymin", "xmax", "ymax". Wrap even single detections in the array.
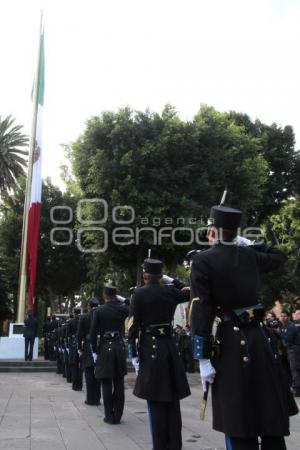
[
  {"xmin": 78, "ymin": 350, "xmax": 82, "ymax": 357},
  {"xmin": 235, "ymin": 235, "xmax": 253, "ymax": 246},
  {"xmin": 66, "ymin": 348, "xmax": 69, "ymax": 354},
  {"xmin": 92, "ymin": 352, "xmax": 97, "ymax": 363},
  {"xmin": 116, "ymin": 295, "xmax": 126, "ymax": 302},
  {"xmin": 132, "ymin": 357, "xmax": 139, "ymax": 375},
  {"xmin": 54, "ymin": 346, "xmax": 57, "ymax": 351},
  {"xmin": 199, "ymin": 359, "xmax": 216, "ymax": 392},
  {"xmin": 162, "ymin": 274, "xmax": 174, "ymax": 284}
]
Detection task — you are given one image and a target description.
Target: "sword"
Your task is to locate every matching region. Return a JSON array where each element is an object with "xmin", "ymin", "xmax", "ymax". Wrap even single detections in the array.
[
  {"xmin": 220, "ymin": 186, "xmax": 228, "ymax": 206},
  {"xmin": 200, "ymin": 382, "xmax": 209, "ymax": 420}
]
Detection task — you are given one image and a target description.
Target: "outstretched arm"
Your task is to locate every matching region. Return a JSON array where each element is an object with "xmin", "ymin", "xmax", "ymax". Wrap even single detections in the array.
[
  {"xmin": 162, "ymin": 274, "xmax": 190, "ymax": 304},
  {"xmin": 251, "ymin": 244, "xmax": 288, "ymax": 274}
]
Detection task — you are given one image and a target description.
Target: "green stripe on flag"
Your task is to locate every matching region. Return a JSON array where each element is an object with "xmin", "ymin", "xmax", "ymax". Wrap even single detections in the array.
[{"xmin": 38, "ymin": 32, "xmax": 45, "ymax": 106}]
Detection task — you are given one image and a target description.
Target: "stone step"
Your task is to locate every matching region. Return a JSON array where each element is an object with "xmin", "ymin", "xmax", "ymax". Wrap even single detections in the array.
[
  {"xmin": 0, "ymin": 366, "xmax": 57, "ymax": 372},
  {"xmin": 0, "ymin": 359, "xmax": 56, "ymax": 367},
  {"xmin": 0, "ymin": 359, "xmax": 133, "ymax": 373},
  {"xmin": 0, "ymin": 359, "xmax": 57, "ymax": 372}
]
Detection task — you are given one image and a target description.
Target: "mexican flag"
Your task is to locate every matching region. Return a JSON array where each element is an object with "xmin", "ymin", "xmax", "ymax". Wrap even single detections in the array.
[{"xmin": 27, "ymin": 31, "xmax": 45, "ymax": 311}]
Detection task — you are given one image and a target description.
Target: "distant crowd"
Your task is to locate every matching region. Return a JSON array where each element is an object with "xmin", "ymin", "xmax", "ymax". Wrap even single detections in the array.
[{"xmin": 265, "ymin": 309, "xmax": 300, "ymax": 396}]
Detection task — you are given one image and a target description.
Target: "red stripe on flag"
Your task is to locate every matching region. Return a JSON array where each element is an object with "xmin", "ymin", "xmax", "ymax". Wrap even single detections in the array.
[{"xmin": 27, "ymin": 202, "xmax": 42, "ymax": 312}]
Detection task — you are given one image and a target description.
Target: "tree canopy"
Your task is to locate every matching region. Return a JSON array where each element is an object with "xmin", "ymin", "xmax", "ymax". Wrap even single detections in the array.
[
  {"xmin": 70, "ymin": 104, "xmax": 298, "ymax": 285},
  {"xmin": 228, "ymin": 111, "xmax": 300, "ymax": 221}
]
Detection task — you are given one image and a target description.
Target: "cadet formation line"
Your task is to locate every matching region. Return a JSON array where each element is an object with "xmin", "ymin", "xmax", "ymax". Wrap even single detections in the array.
[{"xmin": 34, "ymin": 204, "xmax": 300, "ymax": 450}]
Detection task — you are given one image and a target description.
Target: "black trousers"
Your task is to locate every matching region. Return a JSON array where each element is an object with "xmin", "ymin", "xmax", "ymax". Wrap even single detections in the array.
[
  {"xmin": 281, "ymin": 353, "xmax": 292, "ymax": 385},
  {"xmin": 24, "ymin": 337, "xmax": 35, "ymax": 361},
  {"xmin": 44, "ymin": 338, "xmax": 49, "ymax": 360},
  {"xmin": 288, "ymin": 346, "xmax": 300, "ymax": 394},
  {"xmin": 102, "ymin": 376, "xmax": 125, "ymax": 423},
  {"xmin": 56, "ymin": 354, "xmax": 63, "ymax": 374},
  {"xmin": 85, "ymin": 366, "xmax": 101, "ymax": 404},
  {"xmin": 48, "ymin": 343, "xmax": 56, "ymax": 361},
  {"xmin": 70, "ymin": 363, "xmax": 83, "ymax": 390},
  {"xmin": 64, "ymin": 360, "xmax": 72, "ymax": 382},
  {"xmin": 225, "ymin": 436, "xmax": 287, "ymax": 450},
  {"xmin": 147, "ymin": 399, "xmax": 182, "ymax": 450}
]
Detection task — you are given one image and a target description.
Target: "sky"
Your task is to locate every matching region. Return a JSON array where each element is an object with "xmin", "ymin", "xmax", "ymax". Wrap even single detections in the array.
[{"xmin": 1, "ymin": 0, "xmax": 300, "ymax": 187}]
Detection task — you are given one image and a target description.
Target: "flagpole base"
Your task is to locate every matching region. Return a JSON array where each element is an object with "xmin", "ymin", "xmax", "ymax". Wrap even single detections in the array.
[{"xmin": 0, "ymin": 324, "xmax": 39, "ymax": 360}]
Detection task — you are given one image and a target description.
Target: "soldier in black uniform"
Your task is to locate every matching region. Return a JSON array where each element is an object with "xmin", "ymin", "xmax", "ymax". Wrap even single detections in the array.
[
  {"xmin": 77, "ymin": 297, "xmax": 101, "ymax": 405},
  {"xmin": 53, "ymin": 322, "xmax": 62, "ymax": 374},
  {"xmin": 57, "ymin": 320, "xmax": 67, "ymax": 378},
  {"xmin": 48, "ymin": 315, "xmax": 58, "ymax": 361},
  {"xmin": 59, "ymin": 321, "xmax": 69, "ymax": 381},
  {"xmin": 292, "ymin": 309, "xmax": 300, "ymax": 396},
  {"xmin": 64, "ymin": 315, "xmax": 73, "ymax": 383},
  {"xmin": 128, "ymin": 259, "xmax": 191, "ymax": 450},
  {"xmin": 190, "ymin": 205, "xmax": 298, "ymax": 450},
  {"xmin": 67, "ymin": 308, "xmax": 83, "ymax": 391},
  {"xmin": 90, "ymin": 286, "xmax": 129, "ymax": 424},
  {"xmin": 43, "ymin": 317, "xmax": 51, "ymax": 360}
]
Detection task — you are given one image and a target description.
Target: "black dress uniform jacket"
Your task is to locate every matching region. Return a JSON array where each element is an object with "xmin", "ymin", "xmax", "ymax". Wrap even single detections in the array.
[
  {"xmin": 90, "ymin": 301, "xmax": 129, "ymax": 379},
  {"xmin": 128, "ymin": 281, "xmax": 191, "ymax": 402},
  {"xmin": 53, "ymin": 326, "xmax": 62, "ymax": 374},
  {"xmin": 77, "ymin": 309, "xmax": 101, "ymax": 405},
  {"xmin": 60, "ymin": 323, "xmax": 70, "ymax": 380},
  {"xmin": 66, "ymin": 316, "xmax": 80, "ymax": 365},
  {"xmin": 190, "ymin": 243, "xmax": 298, "ymax": 438},
  {"xmin": 43, "ymin": 319, "xmax": 51, "ymax": 359},
  {"xmin": 57, "ymin": 324, "xmax": 65, "ymax": 353},
  {"xmin": 77, "ymin": 311, "xmax": 95, "ymax": 369}
]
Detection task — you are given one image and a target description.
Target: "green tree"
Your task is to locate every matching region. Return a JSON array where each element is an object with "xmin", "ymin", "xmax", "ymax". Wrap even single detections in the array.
[
  {"xmin": 0, "ymin": 178, "xmax": 88, "ymax": 318},
  {"xmin": 70, "ymin": 105, "xmax": 269, "ymax": 286},
  {"xmin": 260, "ymin": 198, "xmax": 300, "ymax": 308},
  {"xmin": 0, "ymin": 115, "xmax": 28, "ymax": 192},
  {"xmin": 0, "ymin": 253, "xmax": 13, "ymax": 334},
  {"xmin": 228, "ymin": 111, "xmax": 300, "ymax": 222}
]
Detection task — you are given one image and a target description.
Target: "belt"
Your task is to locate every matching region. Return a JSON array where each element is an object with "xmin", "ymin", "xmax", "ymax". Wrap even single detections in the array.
[
  {"xmin": 142, "ymin": 323, "xmax": 172, "ymax": 336},
  {"xmin": 103, "ymin": 331, "xmax": 121, "ymax": 339},
  {"xmin": 223, "ymin": 304, "xmax": 264, "ymax": 322}
]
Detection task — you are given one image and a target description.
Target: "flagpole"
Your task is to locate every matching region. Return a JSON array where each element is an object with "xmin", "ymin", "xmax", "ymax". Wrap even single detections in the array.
[{"xmin": 17, "ymin": 12, "xmax": 44, "ymax": 323}]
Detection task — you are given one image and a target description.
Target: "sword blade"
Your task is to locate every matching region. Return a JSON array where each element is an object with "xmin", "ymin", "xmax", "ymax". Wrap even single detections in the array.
[
  {"xmin": 200, "ymin": 382, "xmax": 209, "ymax": 420},
  {"xmin": 220, "ymin": 188, "xmax": 228, "ymax": 206}
]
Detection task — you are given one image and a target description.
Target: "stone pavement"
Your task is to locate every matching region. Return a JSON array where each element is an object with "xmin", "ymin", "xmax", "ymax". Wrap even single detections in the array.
[{"xmin": 0, "ymin": 372, "xmax": 299, "ymax": 450}]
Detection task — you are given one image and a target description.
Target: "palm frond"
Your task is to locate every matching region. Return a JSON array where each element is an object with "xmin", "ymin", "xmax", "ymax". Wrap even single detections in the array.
[{"xmin": 0, "ymin": 115, "xmax": 29, "ymax": 193}]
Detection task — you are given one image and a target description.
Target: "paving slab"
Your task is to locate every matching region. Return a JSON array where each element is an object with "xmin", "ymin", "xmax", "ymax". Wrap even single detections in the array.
[
  {"xmin": 0, "ymin": 371, "xmax": 299, "ymax": 450},
  {"xmin": 0, "ymin": 438, "xmax": 30, "ymax": 449}
]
